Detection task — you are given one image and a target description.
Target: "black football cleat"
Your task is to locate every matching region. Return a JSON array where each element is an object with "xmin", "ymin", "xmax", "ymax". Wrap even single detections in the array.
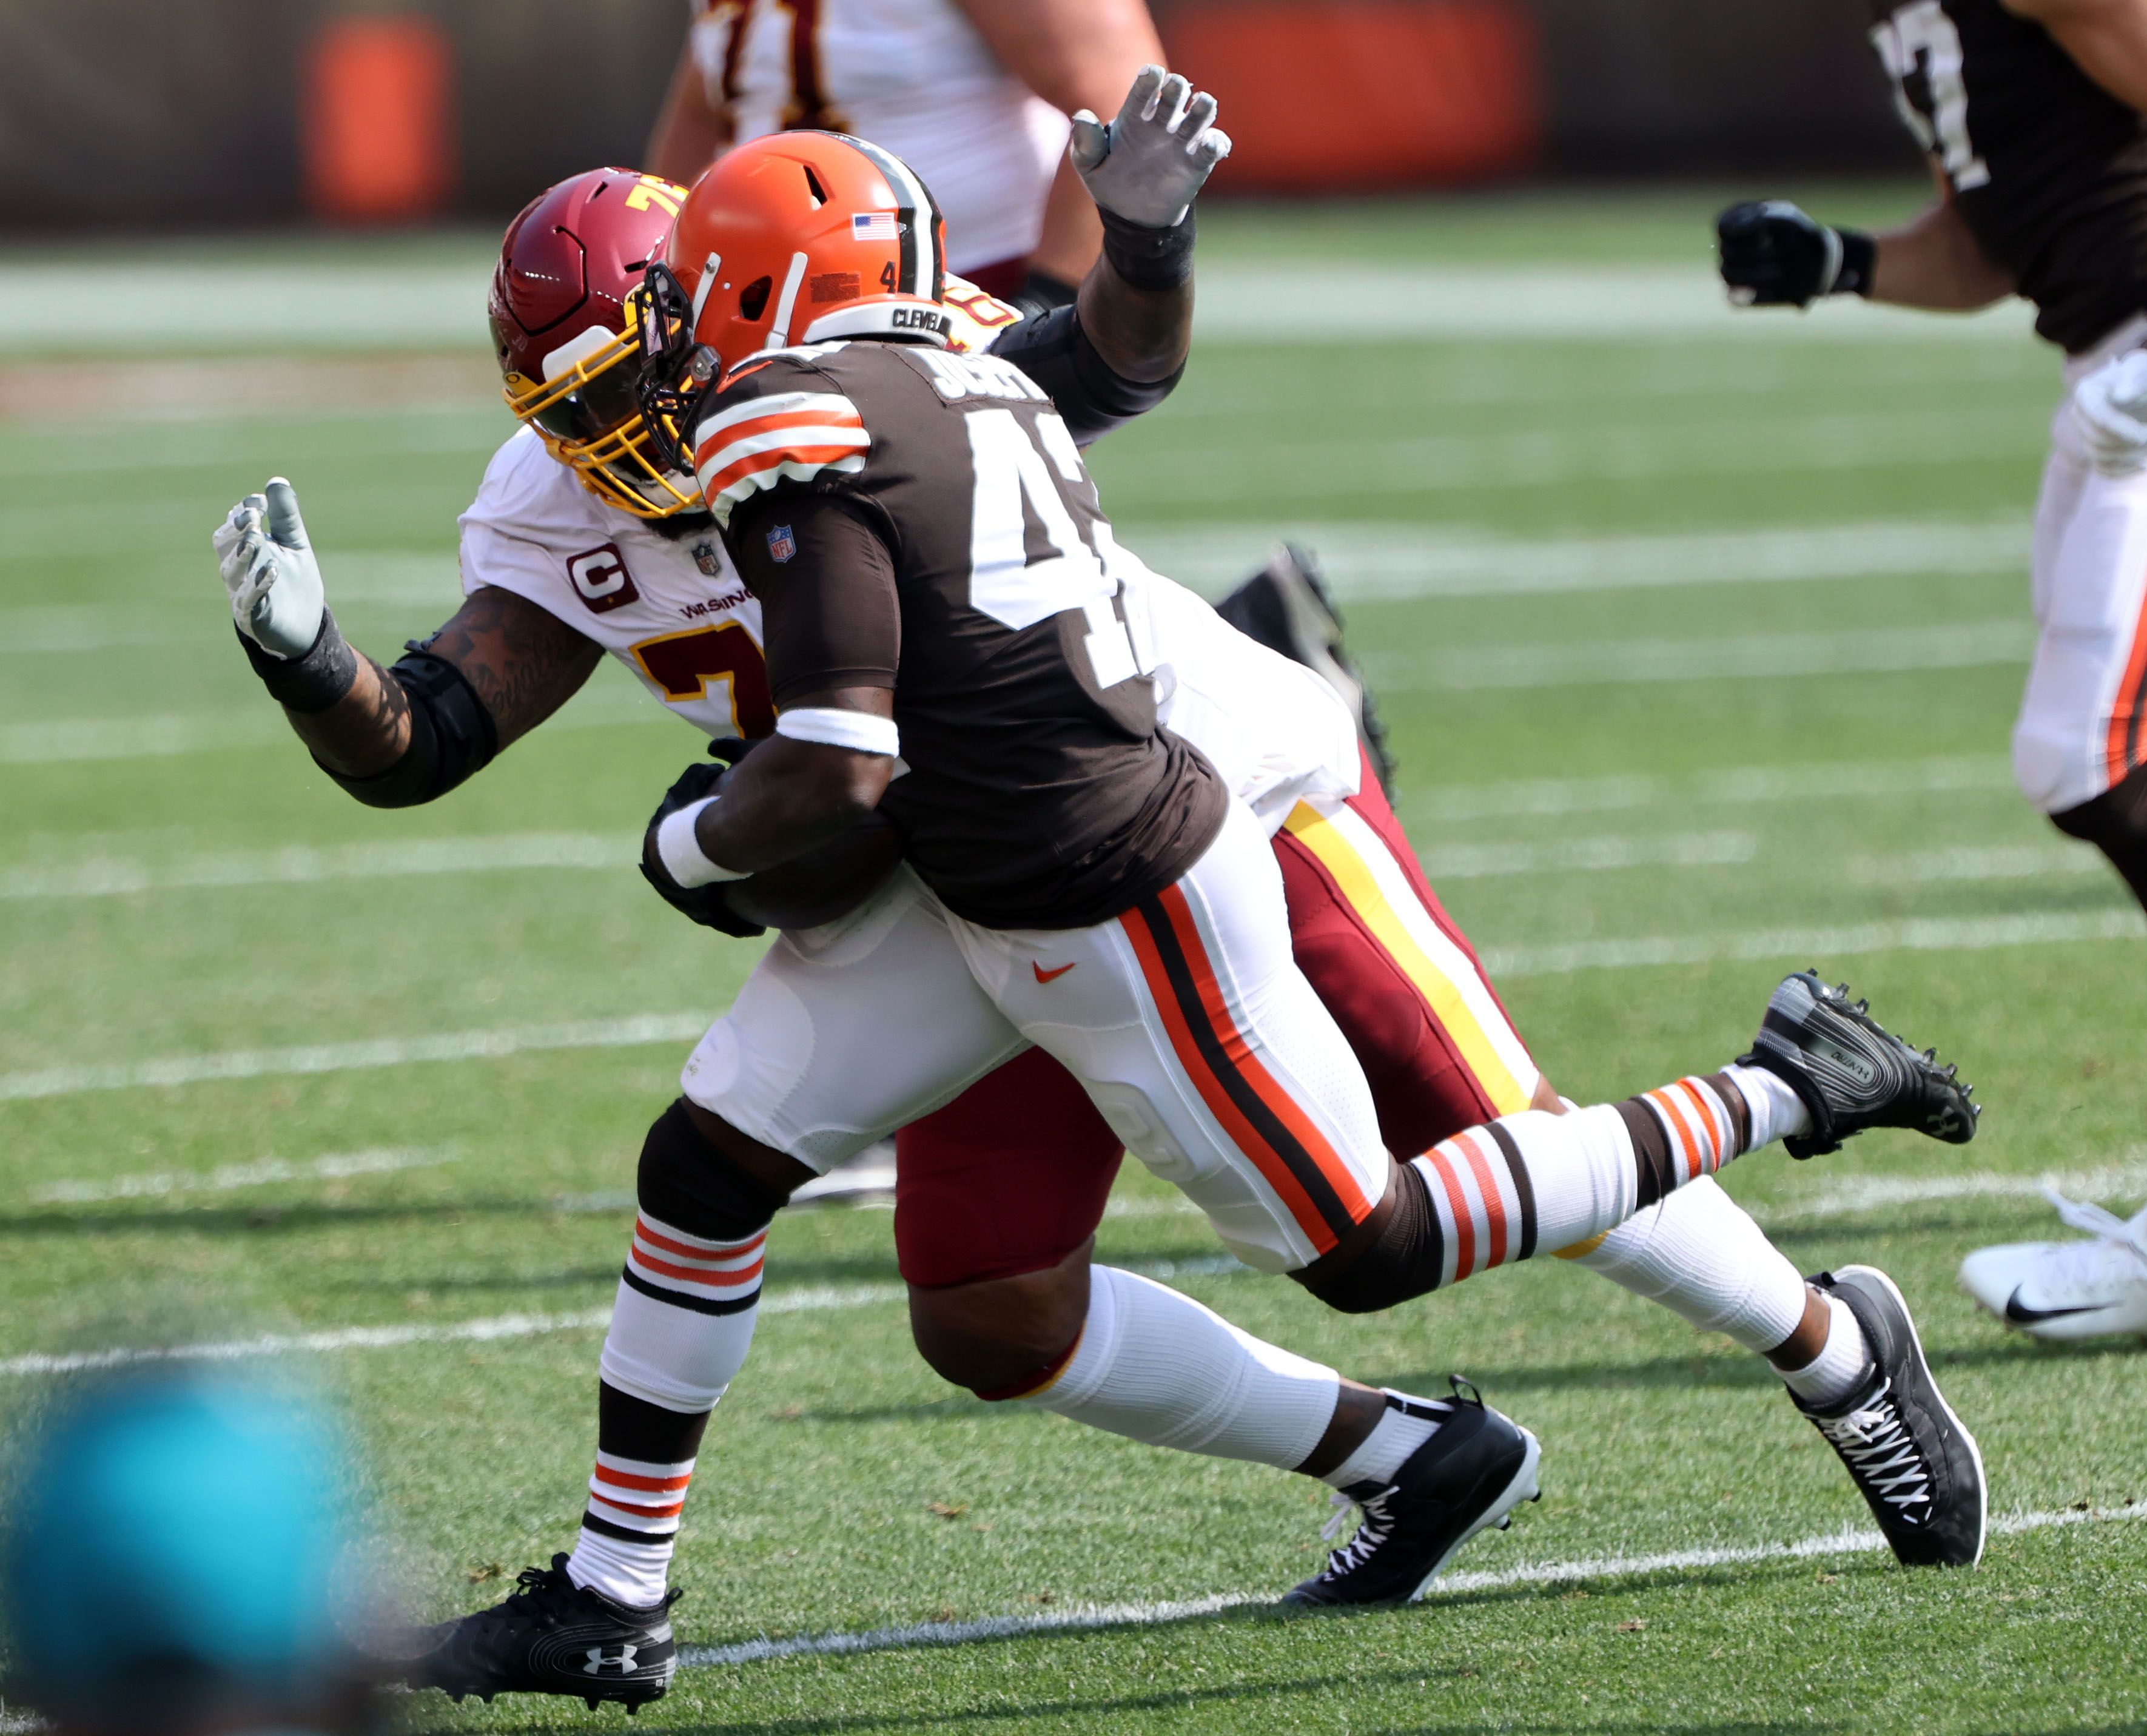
[
  {"xmin": 1738, "ymin": 970, "xmax": 1978, "ymax": 1159},
  {"xmin": 392, "ymin": 1554, "xmax": 679, "ymax": 1711},
  {"xmin": 1791, "ymin": 1266, "xmax": 1986, "ymax": 1568},
  {"xmin": 1283, "ymin": 1379, "xmax": 1540, "ymax": 1608},
  {"xmin": 1214, "ymin": 544, "xmax": 1397, "ymax": 795}
]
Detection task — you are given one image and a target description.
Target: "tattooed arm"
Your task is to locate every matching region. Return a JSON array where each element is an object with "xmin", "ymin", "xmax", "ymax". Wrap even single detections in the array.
[{"xmin": 289, "ymin": 586, "xmax": 603, "ymax": 777}]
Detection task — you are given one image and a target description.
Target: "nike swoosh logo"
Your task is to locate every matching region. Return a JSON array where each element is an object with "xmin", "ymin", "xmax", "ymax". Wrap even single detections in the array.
[
  {"xmin": 2004, "ymin": 1287, "xmax": 2106, "ymax": 1325},
  {"xmin": 1032, "ymin": 961, "xmax": 1076, "ymax": 984}
]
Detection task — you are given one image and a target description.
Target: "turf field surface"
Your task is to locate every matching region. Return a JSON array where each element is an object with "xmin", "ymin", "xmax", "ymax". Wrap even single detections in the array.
[{"xmin": 2, "ymin": 187, "xmax": 2143, "ymax": 1733}]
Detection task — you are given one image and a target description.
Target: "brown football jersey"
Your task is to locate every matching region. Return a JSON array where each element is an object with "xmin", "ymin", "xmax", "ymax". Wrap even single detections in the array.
[
  {"xmin": 1868, "ymin": 0, "xmax": 2147, "ymax": 353},
  {"xmin": 691, "ymin": 336, "xmax": 1225, "ymax": 930}
]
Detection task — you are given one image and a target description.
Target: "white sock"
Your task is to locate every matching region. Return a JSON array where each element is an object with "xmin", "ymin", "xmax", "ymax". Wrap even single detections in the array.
[
  {"xmin": 1721, "ymin": 1063, "xmax": 1812, "ymax": 1149},
  {"xmin": 1567, "ymin": 1175, "xmax": 1810, "ymax": 1355},
  {"xmin": 565, "ymin": 1212, "xmax": 765, "ymax": 1605},
  {"xmin": 1779, "ymin": 1294, "xmax": 1875, "ymax": 1409},
  {"xmin": 1012, "ymin": 1266, "xmax": 1342, "ymax": 1471},
  {"xmin": 1437, "ymin": 1103, "xmax": 1640, "ymax": 1258},
  {"xmin": 566, "ymin": 1502, "xmax": 679, "ymax": 1608},
  {"xmin": 1321, "ymin": 1392, "xmax": 1445, "ymax": 1489},
  {"xmin": 596, "ymin": 1217, "xmax": 763, "ymax": 1410}
]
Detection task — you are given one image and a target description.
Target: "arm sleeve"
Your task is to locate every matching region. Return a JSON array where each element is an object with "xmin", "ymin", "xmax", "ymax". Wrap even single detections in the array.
[
  {"xmin": 727, "ymin": 491, "xmax": 900, "ymax": 708},
  {"xmin": 989, "ymin": 306, "xmax": 1184, "ymax": 447}
]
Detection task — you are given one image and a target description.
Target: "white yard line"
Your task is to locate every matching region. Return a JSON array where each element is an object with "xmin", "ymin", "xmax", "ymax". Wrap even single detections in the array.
[
  {"xmin": 1484, "ymin": 908, "xmax": 2143, "ymax": 978},
  {"xmin": 11, "ymin": 904, "xmax": 2135, "ymax": 1104},
  {"xmin": 0, "ymin": 260, "xmax": 2032, "ymax": 355},
  {"xmin": 1135, "ymin": 518, "xmax": 2030, "ymax": 601},
  {"xmin": 0, "ymin": 1013, "xmax": 715, "ymax": 1104},
  {"xmin": 1772, "ymin": 1156, "xmax": 2147, "ymax": 1221},
  {"xmin": 1192, "ymin": 264, "xmax": 2038, "ymax": 345},
  {"xmin": 0, "ymin": 558, "xmax": 468, "ymax": 653},
  {"xmin": 1, "ymin": 835, "xmax": 630, "ymax": 899},
  {"xmin": 0, "ymin": 1260, "xmax": 1241, "ymax": 1379},
  {"xmin": 0, "ymin": 687, "xmax": 667, "ymax": 766},
  {"xmin": 679, "ymin": 1504, "xmax": 2143, "ymax": 1669},
  {"xmin": 1365, "ymin": 620, "xmax": 2032, "ymax": 692},
  {"xmin": 0, "ymin": 1287, "xmax": 904, "ymax": 1379},
  {"xmin": 29, "ymin": 1146, "xmax": 455, "ymax": 1206},
  {"xmin": 1403, "ymin": 753, "xmax": 2014, "ymax": 824},
  {"xmin": 1420, "ymin": 831, "xmax": 1757, "ymax": 879}
]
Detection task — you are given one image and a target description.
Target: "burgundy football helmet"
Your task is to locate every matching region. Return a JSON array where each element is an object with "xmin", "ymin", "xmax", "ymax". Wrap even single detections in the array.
[{"xmin": 490, "ymin": 167, "xmax": 699, "ymax": 519}]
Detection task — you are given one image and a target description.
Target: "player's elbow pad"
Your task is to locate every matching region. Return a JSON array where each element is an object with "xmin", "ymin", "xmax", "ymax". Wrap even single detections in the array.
[
  {"xmin": 321, "ymin": 647, "xmax": 499, "ymax": 808},
  {"xmin": 993, "ymin": 306, "xmax": 1183, "ymax": 445}
]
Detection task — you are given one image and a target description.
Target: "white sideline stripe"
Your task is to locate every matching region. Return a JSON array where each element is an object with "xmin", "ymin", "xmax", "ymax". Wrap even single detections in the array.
[
  {"xmin": 1775, "ymin": 1156, "xmax": 2147, "ymax": 1220},
  {"xmin": 1365, "ymin": 620, "xmax": 2032, "ymax": 692},
  {"xmin": 1405, "ymin": 753, "xmax": 2014, "ymax": 823},
  {"xmin": 12, "ymin": 906, "xmax": 2138, "ymax": 1102},
  {"xmin": 1484, "ymin": 909, "xmax": 2144, "ymax": 978},
  {"xmin": 0, "ymin": 835, "xmax": 631, "ymax": 899},
  {"xmin": 679, "ymin": 1504, "xmax": 2143, "ymax": 1668},
  {"xmin": 1139, "ymin": 518, "xmax": 2031, "ymax": 601},
  {"xmin": 30, "ymin": 1145, "xmax": 454, "ymax": 1205},
  {"xmin": 0, "ymin": 1013, "xmax": 716, "ymax": 1103}
]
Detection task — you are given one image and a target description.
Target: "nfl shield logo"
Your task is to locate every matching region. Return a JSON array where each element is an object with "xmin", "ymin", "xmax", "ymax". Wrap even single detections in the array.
[
  {"xmin": 767, "ymin": 524, "xmax": 797, "ymax": 564},
  {"xmin": 691, "ymin": 540, "xmax": 722, "ymax": 577}
]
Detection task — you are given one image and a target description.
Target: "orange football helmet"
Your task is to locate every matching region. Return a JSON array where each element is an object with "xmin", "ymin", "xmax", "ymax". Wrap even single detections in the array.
[
  {"xmin": 489, "ymin": 167, "xmax": 701, "ymax": 519},
  {"xmin": 636, "ymin": 132, "xmax": 952, "ymax": 470}
]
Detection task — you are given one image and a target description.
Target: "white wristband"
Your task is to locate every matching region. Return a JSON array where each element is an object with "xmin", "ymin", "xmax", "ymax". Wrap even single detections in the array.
[
  {"xmin": 775, "ymin": 705, "xmax": 900, "ymax": 756},
  {"xmin": 656, "ymin": 796, "xmax": 748, "ymax": 888}
]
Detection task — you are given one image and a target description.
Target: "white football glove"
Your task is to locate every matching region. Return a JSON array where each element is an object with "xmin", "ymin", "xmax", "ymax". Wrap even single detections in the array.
[
  {"xmin": 1069, "ymin": 66, "xmax": 1232, "ymax": 230},
  {"xmin": 213, "ymin": 477, "xmax": 325, "ymax": 659},
  {"xmin": 2072, "ymin": 351, "xmax": 2147, "ymax": 477}
]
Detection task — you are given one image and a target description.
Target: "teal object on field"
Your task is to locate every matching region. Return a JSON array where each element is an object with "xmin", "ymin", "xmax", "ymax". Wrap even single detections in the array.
[{"xmin": 2, "ymin": 1374, "xmax": 352, "ymax": 1712}]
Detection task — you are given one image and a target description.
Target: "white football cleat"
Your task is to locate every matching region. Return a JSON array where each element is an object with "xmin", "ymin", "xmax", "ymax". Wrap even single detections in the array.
[{"xmin": 1959, "ymin": 1186, "xmax": 2147, "ymax": 1342}]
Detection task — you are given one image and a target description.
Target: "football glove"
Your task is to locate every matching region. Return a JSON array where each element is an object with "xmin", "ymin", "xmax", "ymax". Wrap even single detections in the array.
[
  {"xmin": 213, "ymin": 477, "xmax": 326, "ymax": 658},
  {"xmin": 638, "ymin": 742, "xmax": 767, "ymax": 938},
  {"xmin": 1716, "ymin": 201, "xmax": 1875, "ymax": 309},
  {"xmin": 1069, "ymin": 66, "xmax": 1232, "ymax": 230}
]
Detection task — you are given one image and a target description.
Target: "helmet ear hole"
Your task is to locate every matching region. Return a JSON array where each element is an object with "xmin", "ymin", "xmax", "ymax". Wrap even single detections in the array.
[{"xmin": 739, "ymin": 277, "xmax": 773, "ymax": 321}]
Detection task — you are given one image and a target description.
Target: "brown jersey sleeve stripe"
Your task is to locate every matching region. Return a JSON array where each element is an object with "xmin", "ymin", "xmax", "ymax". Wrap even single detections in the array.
[{"xmin": 1120, "ymin": 886, "xmax": 1370, "ymax": 1253}]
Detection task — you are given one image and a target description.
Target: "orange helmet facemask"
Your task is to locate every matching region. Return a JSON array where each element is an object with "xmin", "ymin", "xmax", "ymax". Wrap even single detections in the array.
[
  {"xmin": 490, "ymin": 167, "xmax": 701, "ymax": 520},
  {"xmin": 636, "ymin": 132, "xmax": 952, "ymax": 476}
]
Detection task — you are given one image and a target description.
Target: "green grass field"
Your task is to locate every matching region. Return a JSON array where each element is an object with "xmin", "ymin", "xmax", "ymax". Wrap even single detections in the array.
[{"xmin": 3, "ymin": 187, "xmax": 2144, "ymax": 1734}]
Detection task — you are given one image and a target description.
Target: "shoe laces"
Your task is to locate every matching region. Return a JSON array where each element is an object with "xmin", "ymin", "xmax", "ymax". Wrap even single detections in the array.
[
  {"xmin": 1316, "ymin": 1485, "xmax": 1397, "ymax": 1575},
  {"xmin": 1815, "ymin": 1378, "xmax": 1931, "ymax": 1517},
  {"xmin": 2043, "ymin": 1185, "xmax": 2147, "ymax": 1275}
]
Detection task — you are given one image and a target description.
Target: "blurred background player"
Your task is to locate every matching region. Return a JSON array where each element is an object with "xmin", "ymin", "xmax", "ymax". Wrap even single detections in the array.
[
  {"xmin": 647, "ymin": 0, "xmax": 1164, "ymax": 314},
  {"xmin": 1, "ymin": 1373, "xmax": 378, "ymax": 1736},
  {"xmin": 1716, "ymin": 0, "xmax": 2147, "ymax": 1339}
]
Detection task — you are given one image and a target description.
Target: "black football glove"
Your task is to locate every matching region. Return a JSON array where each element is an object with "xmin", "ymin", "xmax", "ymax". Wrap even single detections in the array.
[
  {"xmin": 637, "ymin": 739, "xmax": 767, "ymax": 938},
  {"xmin": 1716, "ymin": 200, "xmax": 1875, "ymax": 309}
]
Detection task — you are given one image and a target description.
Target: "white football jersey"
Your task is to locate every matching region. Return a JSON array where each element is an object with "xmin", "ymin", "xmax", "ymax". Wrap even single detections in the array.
[
  {"xmin": 457, "ymin": 428, "xmax": 1359, "ymax": 826},
  {"xmin": 686, "ymin": 0, "xmax": 1069, "ymax": 275},
  {"xmin": 459, "ymin": 427, "xmax": 774, "ymax": 743}
]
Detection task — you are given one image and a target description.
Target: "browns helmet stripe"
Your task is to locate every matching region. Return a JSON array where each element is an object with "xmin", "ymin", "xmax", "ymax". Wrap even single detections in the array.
[{"xmin": 844, "ymin": 133, "xmax": 942, "ymax": 300}]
